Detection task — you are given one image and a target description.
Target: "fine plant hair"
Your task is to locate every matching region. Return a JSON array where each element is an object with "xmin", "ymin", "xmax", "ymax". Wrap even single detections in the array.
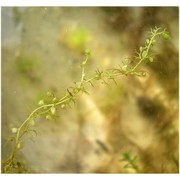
[{"xmin": 2, "ymin": 27, "xmax": 169, "ymax": 173}]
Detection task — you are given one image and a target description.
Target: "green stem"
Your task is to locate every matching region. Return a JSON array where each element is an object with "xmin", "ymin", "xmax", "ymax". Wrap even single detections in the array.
[
  {"xmin": 3, "ymin": 27, "xmax": 168, "ymax": 173},
  {"xmin": 129, "ymin": 31, "xmax": 162, "ymax": 73},
  {"xmin": 81, "ymin": 56, "xmax": 88, "ymax": 82}
]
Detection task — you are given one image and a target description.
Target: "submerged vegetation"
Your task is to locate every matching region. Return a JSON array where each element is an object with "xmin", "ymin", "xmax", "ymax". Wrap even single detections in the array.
[
  {"xmin": 120, "ymin": 152, "xmax": 140, "ymax": 173},
  {"xmin": 2, "ymin": 27, "xmax": 170, "ymax": 173}
]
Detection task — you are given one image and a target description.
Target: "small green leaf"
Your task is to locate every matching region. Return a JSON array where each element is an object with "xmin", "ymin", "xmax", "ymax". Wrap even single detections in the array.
[
  {"xmin": 38, "ymin": 100, "xmax": 44, "ymax": 106},
  {"xmin": 162, "ymin": 31, "xmax": 169, "ymax": 40},
  {"xmin": 122, "ymin": 65, "xmax": 128, "ymax": 71},
  {"xmin": 50, "ymin": 106, "xmax": 56, "ymax": 115},
  {"xmin": 140, "ymin": 46, "xmax": 143, "ymax": 52},
  {"xmin": 46, "ymin": 115, "xmax": 52, "ymax": 120},
  {"xmin": 146, "ymin": 39, "xmax": 150, "ymax": 44},
  {"xmin": 53, "ymin": 97, "xmax": 57, "ymax": 102},
  {"xmin": 141, "ymin": 51, "xmax": 147, "ymax": 58},
  {"xmin": 84, "ymin": 49, "xmax": 91, "ymax": 57},
  {"xmin": 61, "ymin": 104, "xmax": 65, "ymax": 109}
]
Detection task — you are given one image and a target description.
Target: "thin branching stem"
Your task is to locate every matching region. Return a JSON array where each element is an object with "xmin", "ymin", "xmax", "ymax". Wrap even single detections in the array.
[{"xmin": 2, "ymin": 27, "xmax": 169, "ymax": 173}]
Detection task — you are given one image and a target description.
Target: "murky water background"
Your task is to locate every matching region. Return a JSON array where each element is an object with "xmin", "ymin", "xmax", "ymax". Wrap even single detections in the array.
[{"xmin": 1, "ymin": 7, "xmax": 179, "ymax": 173}]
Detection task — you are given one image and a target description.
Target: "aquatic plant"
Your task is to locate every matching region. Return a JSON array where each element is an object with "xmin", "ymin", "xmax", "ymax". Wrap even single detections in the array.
[
  {"xmin": 2, "ymin": 27, "xmax": 169, "ymax": 173},
  {"xmin": 120, "ymin": 152, "xmax": 140, "ymax": 173}
]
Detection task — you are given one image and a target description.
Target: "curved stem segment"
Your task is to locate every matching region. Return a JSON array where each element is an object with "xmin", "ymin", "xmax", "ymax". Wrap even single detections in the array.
[{"xmin": 2, "ymin": 27, "xmax": 168, "ymax": 173}]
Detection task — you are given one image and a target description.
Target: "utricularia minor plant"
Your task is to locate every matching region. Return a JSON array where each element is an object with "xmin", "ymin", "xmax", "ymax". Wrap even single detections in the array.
[{"xmin": 2, "ymin": 27, "xmax": 169, "ymax": 173}]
